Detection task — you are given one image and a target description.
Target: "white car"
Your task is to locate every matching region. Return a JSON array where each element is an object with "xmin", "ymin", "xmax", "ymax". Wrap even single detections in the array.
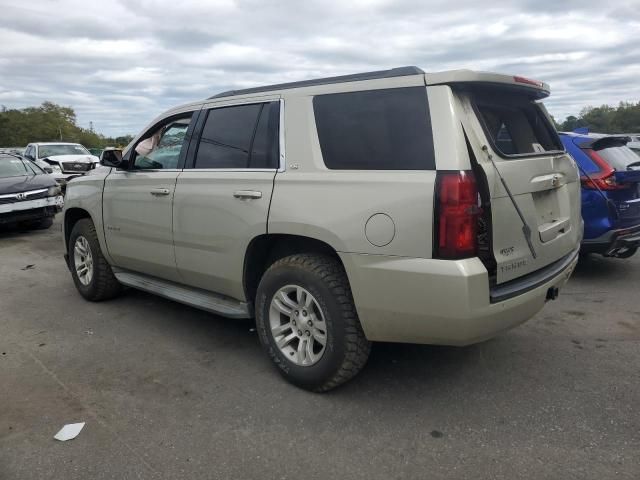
[{"xmin": 23, "ymin": 143, "xmax": 99, "ymax": 186}]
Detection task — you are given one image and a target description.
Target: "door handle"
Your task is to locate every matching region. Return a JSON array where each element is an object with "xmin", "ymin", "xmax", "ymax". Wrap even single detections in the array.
[
  {"xmin": 150, "ymin": 188, "xmax": 170, "ymax": 196},
  {"xmin": 233, "ymin": 190, "xmax": 262, "ymax": 200}
]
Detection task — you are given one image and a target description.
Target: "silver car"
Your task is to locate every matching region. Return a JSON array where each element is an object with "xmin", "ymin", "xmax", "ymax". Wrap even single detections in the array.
[{"xmin": 62, "ymin": 67, "xmax": 582, "ymax": 391}]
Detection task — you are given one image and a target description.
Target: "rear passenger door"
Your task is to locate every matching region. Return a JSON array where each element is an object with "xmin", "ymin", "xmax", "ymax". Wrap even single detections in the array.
[{"xmin": 173, "ymin": 98, "xmax": 281, "ymax": 300}]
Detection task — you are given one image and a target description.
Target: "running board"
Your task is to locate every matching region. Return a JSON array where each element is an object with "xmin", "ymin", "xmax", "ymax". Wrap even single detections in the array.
[{"xmin": 112, "ymin": 269, "xmax": 251, "ymax": 319}]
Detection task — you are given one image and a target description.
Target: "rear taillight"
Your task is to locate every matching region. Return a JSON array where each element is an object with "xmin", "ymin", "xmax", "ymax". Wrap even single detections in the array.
[
  {"xmin": 434, "ymin": 171, "xmax": 480, "ymax": 259},
  {"xmin": 580, "ymin": 149, "xmax": 629, "ymax": 191}
]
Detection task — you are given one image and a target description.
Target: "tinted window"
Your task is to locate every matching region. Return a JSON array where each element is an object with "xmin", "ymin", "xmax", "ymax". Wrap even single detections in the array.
[
  {"xmin": 313, "ymin": 87, "xmax": 435, "ymax": 170},
  {"xmin": 473, "ymin": 88, "xmax": 562, "ymax": 156},
  {"xmin": 249, "ymin": 103, "xmax": 280, "ymax": 168},
  {"xmin": 194, "ymin": 103, "xmax": 279, "ymax": 169}
]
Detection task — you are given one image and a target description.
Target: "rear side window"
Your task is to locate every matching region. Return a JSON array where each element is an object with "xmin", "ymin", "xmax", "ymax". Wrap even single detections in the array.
[
  {"xmin": 472, "ymin": 88, "xmax": 562, "ymax": 157},
  {"xmin": 597, "ymin": 146, "xmax": 640, "ymax": 171},
  {"xmin": 313, "ymin": 87, "xmax": 435, "ymax": 170},
  {"xmin": 194, "ymin": 102, "xmax": 279, "ymax": 169}
]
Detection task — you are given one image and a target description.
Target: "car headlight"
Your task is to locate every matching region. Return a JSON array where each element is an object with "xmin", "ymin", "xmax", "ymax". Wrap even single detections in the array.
[
  {"xmin": 47, "ymin": 185, "xmax": 62, "ymax": 197},
  {"xmin": 49, "ymin": 163, "xmax": 62, "ymax": 173}
]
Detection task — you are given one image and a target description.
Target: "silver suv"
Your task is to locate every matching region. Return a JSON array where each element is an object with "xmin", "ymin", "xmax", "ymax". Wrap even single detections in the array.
[{"xmin": 62, "ymin": 67, "xmax": 582, "ymax": 391}]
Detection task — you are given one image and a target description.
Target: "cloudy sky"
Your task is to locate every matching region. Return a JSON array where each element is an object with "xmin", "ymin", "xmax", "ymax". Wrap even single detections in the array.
[{"xmin": 1, "ymin": 0, "xmax": 639, "ymax": 136}]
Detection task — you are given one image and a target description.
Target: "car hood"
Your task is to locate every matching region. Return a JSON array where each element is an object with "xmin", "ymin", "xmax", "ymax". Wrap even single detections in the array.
[
  {"xmin": 42, "ymin": 154, "xmax": 99, "ymax": 164},
  {"xmin": 0, "ymin": 174, "xmax": 56, "ymax": 194}
]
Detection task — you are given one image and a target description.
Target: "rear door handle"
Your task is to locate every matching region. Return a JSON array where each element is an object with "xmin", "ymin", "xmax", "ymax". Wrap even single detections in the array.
[
  {"xmin": 233, "ymin": 190, "xmax": 262, "ymax": 200},
  {"xmin": 150, "ymin": 188, "xmax": 170, "ymax": 196}
]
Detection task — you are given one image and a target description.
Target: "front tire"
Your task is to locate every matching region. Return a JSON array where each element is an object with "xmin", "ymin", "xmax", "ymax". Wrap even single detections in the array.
[
  {"xmin": 69, "ymin": 218, "xmax": 121, "ymax": 301},
  {"xmin": 255, "ymin": 254, "xmax": 371, "ymax": 392}
]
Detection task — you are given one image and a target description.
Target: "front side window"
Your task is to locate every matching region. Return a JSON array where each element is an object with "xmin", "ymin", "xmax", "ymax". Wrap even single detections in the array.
[
  {"xmin": 313, "ymin": 87, "xmax": 435, "ymax": 170},
  {"xmin": 38, "ymin": 144, "xmax": 90, "ymax": 158},
  {"xmin": 133, "ymin": 116, "xmax": 192, "ymax": 170},
  {"xmin": 194, "ymin": 102, "xmax": 279, "ymax": 169}
]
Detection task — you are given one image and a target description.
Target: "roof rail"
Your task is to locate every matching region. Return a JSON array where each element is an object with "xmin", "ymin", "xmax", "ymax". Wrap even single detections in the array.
[{"xmin": 209, "ymin": 66, "xmax": 425, "ymax": 99}]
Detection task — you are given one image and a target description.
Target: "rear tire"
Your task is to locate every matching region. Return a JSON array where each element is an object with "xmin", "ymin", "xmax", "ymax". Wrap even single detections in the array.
[
  {"xmin": 69, "ymin": 218, "xmax": 121, "ymax": 301},
  {"xmin": 255, "ymin": 253, "xmax": 371, "ymax": 392}
]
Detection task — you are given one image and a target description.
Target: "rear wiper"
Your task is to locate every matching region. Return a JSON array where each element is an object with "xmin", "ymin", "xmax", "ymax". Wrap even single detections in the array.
[{"xmin": 482, "ymin": 145, "xmax": 537, "ymax": 259}]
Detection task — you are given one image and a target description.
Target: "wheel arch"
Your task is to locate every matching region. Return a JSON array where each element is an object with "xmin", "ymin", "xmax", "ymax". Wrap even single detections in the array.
[
  {"xmin": 64, "ymin": 207, "xmax": 92, "ymax": 251},
  {"xmin": 243, "ymin": 234, "xmax": 347, "ymax": 306}
]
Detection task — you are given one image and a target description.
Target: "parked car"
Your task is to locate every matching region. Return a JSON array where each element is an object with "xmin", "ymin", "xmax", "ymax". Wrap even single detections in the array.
[
  {"xmin": 610, "ymin": 134, "xmax": 640, "ymax": 157},
  {"xmin": 62, "ymin": 67, "xmax": 581, "ymax": 391},
  {"xmin": 23, "ymin": 142, "xmax": 99, "ymax": 187},
  {"xmin": 0, "ymin": 152, "xmax": 63, "ymax": 229},
  {"xmin": 560, "ymin": 132, "xmax": 640, "ymax": 257}
]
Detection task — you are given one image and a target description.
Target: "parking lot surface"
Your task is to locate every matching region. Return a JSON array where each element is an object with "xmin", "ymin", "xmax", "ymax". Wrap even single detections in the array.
[{"xmin": 1, "ymin": 218, "xmax": 639, "ymax": 479}]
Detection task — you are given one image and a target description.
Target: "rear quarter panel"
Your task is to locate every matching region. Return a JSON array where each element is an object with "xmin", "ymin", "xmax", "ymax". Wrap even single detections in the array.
[{"xmin": 268, "ymin": 87, "xmax": 436, "ymax": 258}]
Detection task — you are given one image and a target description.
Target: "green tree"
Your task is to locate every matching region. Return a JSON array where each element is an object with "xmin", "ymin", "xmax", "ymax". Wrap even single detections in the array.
[
  {"xmin": 0, "ymin": 102, "xmax": 133, "ymax": 148},
  {"xmin": 559, "ymin": 101, "xmax": 640, "ymax": 133}
]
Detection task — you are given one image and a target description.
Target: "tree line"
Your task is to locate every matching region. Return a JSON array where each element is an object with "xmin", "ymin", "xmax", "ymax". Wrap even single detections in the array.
[
  {"xmin": 0, "ymin": 102, "xmax": 133, "ymax": 148},
  {"xmin": 555, "ymin": 101, "xmax": 640, "ymax": 133}
]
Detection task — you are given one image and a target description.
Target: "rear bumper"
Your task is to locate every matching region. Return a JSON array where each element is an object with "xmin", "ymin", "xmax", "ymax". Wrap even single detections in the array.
[
  {"xmin": 340, "ymin": 248, "xmax": 579, "ymax": 346},
  {"xmin": 581, "ymin": 224, "xmax": 640, "ymax": 253}
]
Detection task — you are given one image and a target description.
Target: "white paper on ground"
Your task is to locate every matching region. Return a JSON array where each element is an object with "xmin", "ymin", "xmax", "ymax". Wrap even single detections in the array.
[{"xmin": 54, "ymin": 422, "xmax": 85, "ymax": 441}]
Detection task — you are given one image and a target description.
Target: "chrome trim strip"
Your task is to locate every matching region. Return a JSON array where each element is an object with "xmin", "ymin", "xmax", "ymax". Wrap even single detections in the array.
[
  {"xmin": 0, "ymin": 188, "xmax": 48, "ymax": 199},
  {"xmin": 279, "ymin": 98, "xmax": 286, "ymax": 172},
  {"xmin": 490, "ymin": 247, "xmax": 580, "ymax": 303}
]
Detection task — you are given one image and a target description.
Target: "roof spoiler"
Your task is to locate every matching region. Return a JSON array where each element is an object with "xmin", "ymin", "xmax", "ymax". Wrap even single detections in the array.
[
  {"xmin": 578, "ymin": 136, "xmax": 630, "ymax": 150},
  {"xmin": 425, "ymin": 70, "xmax": 551, "ymax": 99}
]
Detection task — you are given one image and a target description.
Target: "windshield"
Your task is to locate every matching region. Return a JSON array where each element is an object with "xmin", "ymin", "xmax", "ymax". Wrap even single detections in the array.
[
  {"xmin": 597, "ymin": 146, "xmax": 640, "ymax": 170},
  {"xmin": 38, "ymin": 144, "xmax": 90, "ymax": 158},
  {"xmin": 0, "ymin": 157, "xmax": 30, "ymax": 177}
]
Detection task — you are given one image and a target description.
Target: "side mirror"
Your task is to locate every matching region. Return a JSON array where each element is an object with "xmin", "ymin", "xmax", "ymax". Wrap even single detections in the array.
[{"xmin": 100, "ymin": 148, "xmax": 123, "ymax": 168}]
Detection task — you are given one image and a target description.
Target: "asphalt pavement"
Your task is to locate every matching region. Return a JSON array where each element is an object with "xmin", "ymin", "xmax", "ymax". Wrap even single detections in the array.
[{"xmin": 1, "ymin": 217, "xmax": 638, "ymax": 479}]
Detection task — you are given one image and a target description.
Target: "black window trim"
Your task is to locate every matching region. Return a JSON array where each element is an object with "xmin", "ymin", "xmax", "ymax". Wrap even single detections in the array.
[
  {"xmin": 468, "ymin": 93, "xmax": 565, "ymax": 160},
  {"xmin": 186, "ymin": 99, "xmax": 282, "ymax": 171}
]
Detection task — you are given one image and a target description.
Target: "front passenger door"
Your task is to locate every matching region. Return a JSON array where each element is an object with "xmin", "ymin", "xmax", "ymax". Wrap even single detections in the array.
[{"xmin": 103, "ymin": 113, "xmax": 197, "ymax": 281}]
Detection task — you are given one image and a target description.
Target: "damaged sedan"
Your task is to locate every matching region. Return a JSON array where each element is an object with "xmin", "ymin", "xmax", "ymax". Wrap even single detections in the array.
[{"xmin": 0, "ymin": 152, "xmax": 63, "ymax": 230}]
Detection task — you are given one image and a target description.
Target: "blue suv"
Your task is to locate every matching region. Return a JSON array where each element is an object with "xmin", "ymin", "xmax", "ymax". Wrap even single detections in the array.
[{"xmin": 560, "ymin": 131, "xmax": 640, "ymax": 258}]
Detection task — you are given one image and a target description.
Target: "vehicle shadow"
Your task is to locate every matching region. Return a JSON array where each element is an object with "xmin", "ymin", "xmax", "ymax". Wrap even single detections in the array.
[
  {"xmin": 120, "ymin": 287, "xmax": 494, "ymax": 401},
  {"xmin": 572, "ymin": 252, "xmax": 636, "ymax": 280}
]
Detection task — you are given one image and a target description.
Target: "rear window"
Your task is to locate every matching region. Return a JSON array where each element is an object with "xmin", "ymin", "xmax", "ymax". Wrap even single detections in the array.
[
  {"xmin": 472, "ymin": 88, "xmax": 562, "ymax": 157},
  {"xmin": 313, "ymin": 87, "xmax": 435, "ymax": 170},
  {"xmin": 597, "ymin": 146, "xmax": 640, "ymax": 171}
]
